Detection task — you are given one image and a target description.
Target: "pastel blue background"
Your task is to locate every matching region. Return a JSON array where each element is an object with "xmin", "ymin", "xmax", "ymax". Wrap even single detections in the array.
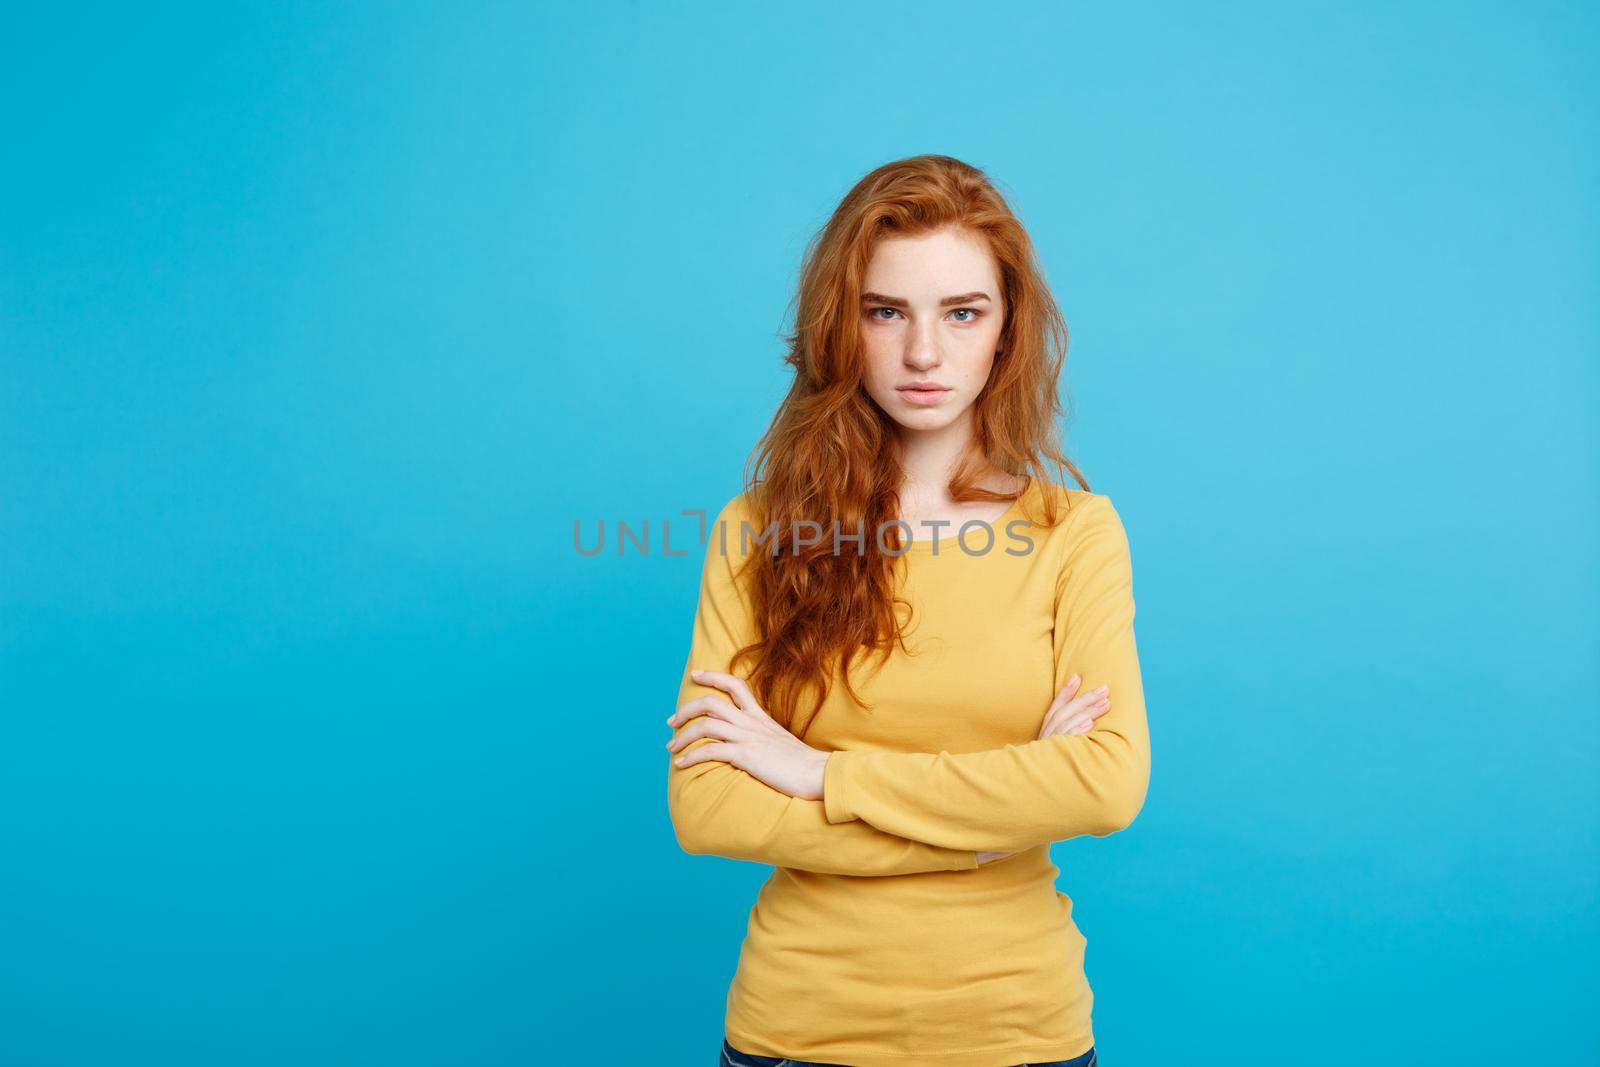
[{"xmin": 3, "ymin": 3, "xmax": 1596, "ymax": 1065}]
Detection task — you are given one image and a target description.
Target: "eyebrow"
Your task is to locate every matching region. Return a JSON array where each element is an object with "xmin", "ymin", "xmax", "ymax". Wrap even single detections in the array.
[{"xmin": 860, "ymin": 291, "xmax": 992, "ymax": 309}]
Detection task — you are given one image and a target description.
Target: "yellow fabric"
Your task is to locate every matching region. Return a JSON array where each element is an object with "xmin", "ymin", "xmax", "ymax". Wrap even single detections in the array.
[{"xmin": 667, "ymin": 477, "xmax": 1150, "ymax": 1066}]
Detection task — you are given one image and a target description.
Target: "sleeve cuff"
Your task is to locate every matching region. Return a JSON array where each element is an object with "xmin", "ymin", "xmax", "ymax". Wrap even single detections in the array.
[{"xmin": 822, "ymin": 750, "xmax": 856, "ymax": 824}]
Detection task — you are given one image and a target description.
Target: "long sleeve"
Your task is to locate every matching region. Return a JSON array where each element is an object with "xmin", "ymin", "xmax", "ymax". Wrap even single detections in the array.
[
  {"xmin": 666, "ymin": 496, "xmax": 981, "ymax": 876},
  {"xmin": 821, "ymin": 493, "xmax": 1151, "ymax": 853}
]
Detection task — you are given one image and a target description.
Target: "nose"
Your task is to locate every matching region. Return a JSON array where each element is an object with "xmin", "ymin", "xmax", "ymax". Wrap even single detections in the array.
[{"xmin": 903, "ymin": 318, "xmax": 942, "ymax": 369}]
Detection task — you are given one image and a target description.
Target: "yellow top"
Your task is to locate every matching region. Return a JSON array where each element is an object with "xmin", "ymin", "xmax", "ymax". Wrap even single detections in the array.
[{"xmin": 667, "ymin": 477, "xmax": 1151, "ymax": 1067}]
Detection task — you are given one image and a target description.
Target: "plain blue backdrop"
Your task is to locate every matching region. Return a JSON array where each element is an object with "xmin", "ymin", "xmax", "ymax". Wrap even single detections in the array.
[{"xmin": 3, "ymin": 3, "xmax": 1596, "ymax": 1065}]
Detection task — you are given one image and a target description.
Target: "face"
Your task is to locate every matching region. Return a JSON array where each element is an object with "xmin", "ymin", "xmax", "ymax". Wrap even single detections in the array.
[{"xmin": 858, "ymin": 224, "xmax": 1006, "ymax": 438}]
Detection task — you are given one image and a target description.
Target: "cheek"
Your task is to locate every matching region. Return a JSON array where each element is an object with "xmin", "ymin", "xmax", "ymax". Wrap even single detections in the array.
[
  {"xmin": 859, "ymin": 335, "xmax": 898, "ymax": 389},
  {"xmin": 959, "ymin": 345, "xmax": 998, "ymax": 390}
]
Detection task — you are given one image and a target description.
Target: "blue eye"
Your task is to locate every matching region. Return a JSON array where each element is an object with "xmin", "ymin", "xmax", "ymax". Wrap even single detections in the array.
[{"xmin": 867, "ymin": 306, "xmax": 982, "ymax": 322}]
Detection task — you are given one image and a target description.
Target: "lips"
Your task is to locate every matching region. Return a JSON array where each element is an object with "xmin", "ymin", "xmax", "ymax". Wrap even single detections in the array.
[{"xmin": 896, "ymin": 384, "xmax": 952, "ymax": 405}]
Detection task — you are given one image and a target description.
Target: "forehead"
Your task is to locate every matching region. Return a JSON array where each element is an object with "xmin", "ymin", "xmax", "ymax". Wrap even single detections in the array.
[{"xmin": 863, "ymin": 226, "xmax": 999, "ymax": 293}]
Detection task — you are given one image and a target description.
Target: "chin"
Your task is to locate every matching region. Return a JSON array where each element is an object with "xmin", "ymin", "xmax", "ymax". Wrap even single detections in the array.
[{"xmin": 889, "ymin": 406, "xmax": 964, "ymax": 432}]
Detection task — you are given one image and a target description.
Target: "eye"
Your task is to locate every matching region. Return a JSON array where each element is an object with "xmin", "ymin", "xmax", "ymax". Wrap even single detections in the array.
[
  {"xmin": 949, "ymin": 308, "xmax": 982, "ymax": 323},
  {"xmin": 868, "ymin": 306, "xmax": 901, "ymax": 320}
]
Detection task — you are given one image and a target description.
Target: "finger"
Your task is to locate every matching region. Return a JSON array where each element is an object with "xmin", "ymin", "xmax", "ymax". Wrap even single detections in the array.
[
  {"xmin": 666, "ymin": 693, "xmax": 739, "ymax": 730},
  {"xmin": 1048, "ymin": 675, "xmax": 1083, "ymax": 716},
  {"xmin": 666, "ymin": 693, "xmax": 739, "ymax": 729},
  {"xmin": 1054, "ymin": 682, "xmax": 1106, "ymax": 718},
  {"xmin": 672, "ymin": 739, "xmax": 737, "ymax": 770},
  {"xmin": 1039, "ymin": 684, "xmax": 1110, "ymax": 737},
  {"xmin": 1044, "ymin": 693, "xmax": 1111, "ymax": 738},
  {"xmin": 1036, "ymin": 676, "xmax": 1084, "ymax": 738},
  {"xmin": 689, "ymin": 668, "xmax": 762, "ymax": 715},
  {"xmin": 665, "ymin": 715, "xmax": 739, "ymax": 753},
  {"xmin": 1057, "ymin": 697, "xmax": 1114, "ymax": 736}
]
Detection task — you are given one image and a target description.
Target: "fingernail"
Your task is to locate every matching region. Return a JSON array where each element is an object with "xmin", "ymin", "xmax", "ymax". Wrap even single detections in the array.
[
  {"xmin": 1095, "ymin": 684, "xmax": 1108, "ymax": 694},
  {"xmin": 1068, "ymin": 674, "xmax": 1080, "ymax": 687},
  {"xmin": 691, "ymin": 669, "xmax": 702, "ymax": 677}
]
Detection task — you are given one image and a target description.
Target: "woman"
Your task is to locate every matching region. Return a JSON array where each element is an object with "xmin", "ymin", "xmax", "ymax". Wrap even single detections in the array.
[{"xmin": 665, "ymin": 154, "xmax": 1149, "ymax": 1067}]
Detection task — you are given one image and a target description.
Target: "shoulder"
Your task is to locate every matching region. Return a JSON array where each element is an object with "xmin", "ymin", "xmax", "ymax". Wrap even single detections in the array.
[
  {"xmin": 712, "ymin": 490, "xmax": 765, "ymax": 542},
  {"xmin": 1029, "ymin": 483, "xmax": 1133, "ymax": 593},
  {"xmin": 1027, "ymin": 480, "xmax": 1124, "ymax": 537},
  {"xmin": 704, "ymin": 490, "xmax": 766, "ymax": 569},
  {"xmin": 713, "ymin": 490, "xmax": 752, "ymax": 526}
]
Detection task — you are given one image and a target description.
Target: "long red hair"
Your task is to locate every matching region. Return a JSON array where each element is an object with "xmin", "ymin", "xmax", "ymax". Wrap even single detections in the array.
[{"xmin": 730, "ymin": 154, "xmax": 1088, "ymax": 732}]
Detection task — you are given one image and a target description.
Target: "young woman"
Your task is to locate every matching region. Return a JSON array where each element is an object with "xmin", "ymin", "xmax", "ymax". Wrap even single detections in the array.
[{"xmin": 665, "ymin": 154, "xmax": 1149, "ymax": 1067}]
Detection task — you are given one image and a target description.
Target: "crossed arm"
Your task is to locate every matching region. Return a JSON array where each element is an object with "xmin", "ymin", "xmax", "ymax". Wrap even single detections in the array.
[{"xmin": 664, "ymin": 492, "xmax": 1149, "ymax": 874}]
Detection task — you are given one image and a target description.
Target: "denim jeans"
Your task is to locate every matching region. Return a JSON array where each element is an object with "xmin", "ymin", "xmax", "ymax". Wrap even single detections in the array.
[{"xmin": 720, "ymin": 1036, "xmax": 1098, "ymax": 1067}]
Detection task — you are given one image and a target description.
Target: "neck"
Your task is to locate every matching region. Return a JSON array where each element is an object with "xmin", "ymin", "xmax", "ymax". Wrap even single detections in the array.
[{"xmin": 895, "ymin": 409, "xmax": 984, "ymax": 502}]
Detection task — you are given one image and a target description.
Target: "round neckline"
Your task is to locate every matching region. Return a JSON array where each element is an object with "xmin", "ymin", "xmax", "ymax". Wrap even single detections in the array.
[{"xmin": 897, "ymin": 477, "xmax": 1035, "ymax": 554}]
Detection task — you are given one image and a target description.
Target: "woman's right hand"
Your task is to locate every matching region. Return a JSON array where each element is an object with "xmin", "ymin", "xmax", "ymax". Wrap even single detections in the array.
[
  {"xmin": 1037, "ymin": 674, "xmax": 1112, "ymax": 740},
  {"xmin": 974, "ymin": 677, "xmax": 1113, "ymax": 868}
]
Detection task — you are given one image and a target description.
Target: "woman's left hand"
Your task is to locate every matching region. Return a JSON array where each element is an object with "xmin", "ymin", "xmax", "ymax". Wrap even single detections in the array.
[{"xmin": 666, "ymin": 668, "xmax": 829, "ymax": 800}]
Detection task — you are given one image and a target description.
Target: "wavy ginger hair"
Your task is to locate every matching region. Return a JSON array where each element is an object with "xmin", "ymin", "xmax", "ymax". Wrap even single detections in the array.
[{"xmin": 730, "ymin": 154, "xmax": 1088, "ymax": 734}]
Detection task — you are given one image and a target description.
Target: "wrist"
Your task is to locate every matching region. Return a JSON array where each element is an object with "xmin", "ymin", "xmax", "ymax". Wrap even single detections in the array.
[{"xmin": 807, "ymin": 750, "xmax": 830, "ymax": 801}]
